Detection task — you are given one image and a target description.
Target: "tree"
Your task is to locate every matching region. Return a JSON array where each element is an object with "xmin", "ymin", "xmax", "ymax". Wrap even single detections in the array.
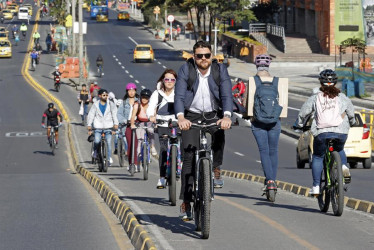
[
  {"xmin": 340, "ymin": 37, "xmax": 367, "ymax": 78},
  {"xmin": 251, "ymin": 1, "xmax": 280, "ymax": 23},
  {"xmin": 49, "ymin": 0, "xmax": 68, "ymax": 25}
]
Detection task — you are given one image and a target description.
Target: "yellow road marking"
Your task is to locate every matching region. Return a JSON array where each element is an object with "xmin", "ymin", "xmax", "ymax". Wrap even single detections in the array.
[{"xmin": 216, "ymin": 196, "xmax": 320, "ymax": 250}]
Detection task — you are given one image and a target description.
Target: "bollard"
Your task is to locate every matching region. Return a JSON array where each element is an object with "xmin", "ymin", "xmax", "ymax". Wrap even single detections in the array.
[
  {"xmin": 342, "ymin": 79, "xmax": 355, "ymax": 97},
  {"xmin": 354, "ymin": 79, "xmax": 365, "ymax": 97}
]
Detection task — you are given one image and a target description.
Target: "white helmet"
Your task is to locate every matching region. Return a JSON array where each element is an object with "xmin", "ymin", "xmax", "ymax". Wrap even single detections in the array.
[{"xmin": 108, "ymin": 92, "xmax": 115, "ymax": 100}]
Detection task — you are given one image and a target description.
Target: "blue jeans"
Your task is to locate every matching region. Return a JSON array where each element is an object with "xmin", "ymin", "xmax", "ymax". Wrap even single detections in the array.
[
  {"xmin": 311, "ymin": 132, "xmax": 347, "ymax": 186},
  {"xmin": 114, "ymin": 127, "xmax": 128, "ymax": 152},
  {"xmin": 94, "ymin": 129, "xmax": 112, "ymax": 160},
  {"xmin": 251, "ymin": 120, "xmax": 281, "ymax": 184},
  {"xmin": 80, "ymin": 103, "xmax": 88, "ymax": 122}
]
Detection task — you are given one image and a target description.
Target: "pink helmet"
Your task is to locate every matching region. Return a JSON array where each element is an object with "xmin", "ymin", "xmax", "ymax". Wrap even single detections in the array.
[
  {"xmin": 126, "ymin": 83, "xmax": 137, "ymax": 90},
  {"xmin": 255, "ymin": 54, "xmax": 272, "ymax": 67}
]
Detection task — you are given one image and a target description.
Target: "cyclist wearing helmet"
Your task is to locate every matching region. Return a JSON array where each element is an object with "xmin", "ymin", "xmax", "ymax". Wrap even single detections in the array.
[
  {"xmin": 295, "ymin": 69, "xmax": 355, "ymax": 195},
  {"xmin": 251, "ymin": 54, "xmax": 281, "ymax": 195},
  {"xmin": 42, "ymin": 103, "xmax": 63, "ymax": 147},
  {"xmin": 232, "ymin": 78, "xmax": 246, "ymax": 103},
  {"xmin": 117, "ymin": 83, "xmax": 139, "ymax": 168},
  {"xmin": 87, "ymin": 89, "xmax": 119, "ymax": 167},
  {"xmin": 130, "ymin": 88, "xmax": 157, "ymax": 172},
  {"xmin": 52, "ymin": 66, "xmax": 61, "ymax": 79}
]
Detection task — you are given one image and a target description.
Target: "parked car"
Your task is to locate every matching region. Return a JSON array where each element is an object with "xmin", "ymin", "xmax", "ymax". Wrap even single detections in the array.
[
  {"xmin": 1, "ymin": 10, "xmax": 14, "ymax": 20},
  {"xmin": 296, "ymin": 111, "xmax": 372, "ymax": 169},
  {"xmin": 133, "ymin": 44, "xmax": 154, "ymax": 63},
  {"xmin": 117, "ymin": 11, "xmax": 129, "ymax": 20},
  {"xmin": 0, "ymin": 31, "xmax": 9, "ymax": 41}
]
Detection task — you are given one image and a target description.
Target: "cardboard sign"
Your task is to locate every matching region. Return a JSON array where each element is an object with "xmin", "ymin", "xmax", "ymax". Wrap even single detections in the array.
[{"xmin": 245, "ymin": 76, "xmax": 288, "ymax": 118}]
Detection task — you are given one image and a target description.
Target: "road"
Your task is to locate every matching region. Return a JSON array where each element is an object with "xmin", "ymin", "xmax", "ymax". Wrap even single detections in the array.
[
  {"xmin": 25, "ymin": 8, "xmax": 374, "ymax": 249},
  {"xmin": 0, "ymin": 4, "xmax": 130, "ymax": 249}
]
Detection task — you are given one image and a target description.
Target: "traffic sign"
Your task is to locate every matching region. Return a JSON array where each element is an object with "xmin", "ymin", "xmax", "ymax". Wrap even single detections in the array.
[
  {"xmin": 153, "ymin": 6, "xmax": 160, "ymax": 14},
  {"xmin": 167, "ymin": 15, "xmax": 174, "ymax": 23}
]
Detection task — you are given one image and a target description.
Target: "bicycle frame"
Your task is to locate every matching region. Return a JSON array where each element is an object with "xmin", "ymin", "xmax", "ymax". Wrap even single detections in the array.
[{"xmin": 138, "ymin": 126, "xmax": 151, "ymax": 165}]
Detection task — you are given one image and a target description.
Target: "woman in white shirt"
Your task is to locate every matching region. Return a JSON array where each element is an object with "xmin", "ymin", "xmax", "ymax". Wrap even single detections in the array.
[{"xmin": 147, "ymin": 69, "xmax": 178, "ymax": 188}]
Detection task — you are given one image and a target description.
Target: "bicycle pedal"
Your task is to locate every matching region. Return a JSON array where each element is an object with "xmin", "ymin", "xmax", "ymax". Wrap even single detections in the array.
[{"xmin": 344, "ymin": 177, "xmax": 351, "ymax": 184}]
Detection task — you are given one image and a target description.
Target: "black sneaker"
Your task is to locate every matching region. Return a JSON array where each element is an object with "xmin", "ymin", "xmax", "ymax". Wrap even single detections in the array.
[
  {"xmin": 113, "ymin": 149, "xmax": 118, "ymax": 155},
  {"xmin": 179, "ymin": 202, "xmax": 192, "ymax": 221}
]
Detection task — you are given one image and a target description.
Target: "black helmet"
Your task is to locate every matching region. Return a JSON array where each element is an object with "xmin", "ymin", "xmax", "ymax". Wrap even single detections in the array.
[
  {"xmin": 48, "ymin": 103, "xmax": 54, "ymax": 109},
  {"xmin": 140, "ymin": 88, "xmax": 152, "ymax": 98},
  {"xmin": 319, "ymin": 69, "xmax": 337, "ymax": 85},
  {"xmin": 237, "ymin": 78, "xmax": 242, "ymax": 82}
]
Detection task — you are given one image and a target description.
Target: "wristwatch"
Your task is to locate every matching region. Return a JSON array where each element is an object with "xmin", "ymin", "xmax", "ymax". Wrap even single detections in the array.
[{"xmin": 224, "ymin": 114, "xmax": 231, "ymax": 118}]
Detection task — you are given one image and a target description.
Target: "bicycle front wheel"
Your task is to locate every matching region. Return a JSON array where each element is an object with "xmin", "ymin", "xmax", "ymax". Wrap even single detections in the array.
[
  {"xmin": 200, "ymin": 159, "xmax": 211, "ymax": 239},
  {"xmin": 143, "ymin": 143, "xmax": 149, "ymax": 180},
  {"xmin": 98, "ymin": 143, "xmax": 104, "ymax": 172},
  {"xmin": 118, "ymin": 139, "xmax": 124, "ymax": 168},
  {"xmin": 168, "ymin": 145, "xmax": 177, "ymax": 206},
  {"xmin": 330, "ymin": 151, "xmax": 344, "ymax": 216},
  {"xmin": 102, "ymin": 141, "xmax": 109, "ymax": 173},
  {"xmin": 51, "ymin": 132, "xmax": 55, "ymax": 155}
]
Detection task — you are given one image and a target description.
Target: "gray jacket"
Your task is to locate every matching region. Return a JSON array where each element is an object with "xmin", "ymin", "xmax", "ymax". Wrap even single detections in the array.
[
  {"xmin": 117, "ymin": 97, "xmax": 138, "ymax": 124},
  {"xmin": 87, "ymin": 101, "xmax": 118, "ymax": 129},
  {"xmin": 296, "ymin": 90, "xmax": 355, "ymax": 137}
]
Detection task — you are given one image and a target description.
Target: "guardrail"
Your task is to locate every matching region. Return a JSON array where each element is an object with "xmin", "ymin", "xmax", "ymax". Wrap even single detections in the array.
[
  {"xmin": 249, "ymin": 24, "xmax": 268, "ymax": 49},
  {"xmin": 266, "ymin": 23, "xmax": 286, "ymax": 53},
  {"xmin": 361, "ymin": 109, "xmax": 374, "ymax": 150}
]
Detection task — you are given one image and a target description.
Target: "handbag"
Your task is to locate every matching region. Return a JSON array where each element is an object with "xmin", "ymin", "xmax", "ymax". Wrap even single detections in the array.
[{"xmin": 79, "ymin": 102, "xmax": 84, "ymax": 115}]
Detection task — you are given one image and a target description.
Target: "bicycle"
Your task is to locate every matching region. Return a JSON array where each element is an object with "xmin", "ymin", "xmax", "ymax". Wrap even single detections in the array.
[
  {"xmin": 117, "ymin": 123, "xmax": 128, "ymax": 168},
  {"xmin": 157, "ymin": 119, "xmax": 182, "ymax": 206},
  {"xmin": 136, "ymin": 122, "xmax": 152, "ymax": 180},
  {"xmin": 47, "ymin": 125, "xmax": 59, "ymax": 155},
  {"xmin": 317, "ymin": 138, "xmax": 344, "ymax": 216},
  {"xmin": 93, "ymin": 130, "xmax": 110, "ymax": 172}
]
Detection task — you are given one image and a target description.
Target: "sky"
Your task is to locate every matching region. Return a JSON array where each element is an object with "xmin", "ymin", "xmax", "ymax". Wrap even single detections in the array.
[{"xmin": 363, "ymin": 0, "xmax": 374, "ymax": 8}]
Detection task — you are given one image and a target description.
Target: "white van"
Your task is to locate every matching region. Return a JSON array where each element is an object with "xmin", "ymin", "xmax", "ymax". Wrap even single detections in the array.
[{"xmin": 18, "ymin": 7, "xmax": 29, "ymax": 20}]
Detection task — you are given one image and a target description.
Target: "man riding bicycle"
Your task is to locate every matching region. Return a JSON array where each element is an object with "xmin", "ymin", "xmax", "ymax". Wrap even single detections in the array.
[
  {"xmin": 30, "ymin": 49, "xmax": 39, "ymax": 68},
  {"xmin": 96, "ymin": 54, "xmax": 104, "ymax": 73},
  {"xmin": 232, "ymin": 78, "xmax": 246, "ymax": 103},
  {"xmin": 42, "ymin": 103, "xmax": 63, "ymax": 147},
  {"xmin": 20, "ymin": 23, "xmax": 27, "ymax": 40},
  {"xmin": 295, "ymin": 69, "xmax": 355, "ymax": 195},
  {"xmin": 87, "ymin": 89, "xmax": 119, "ymax": 166},
  {"xmin": 175, "ymin": 41, "xmax": 233, "ymax": 220}
]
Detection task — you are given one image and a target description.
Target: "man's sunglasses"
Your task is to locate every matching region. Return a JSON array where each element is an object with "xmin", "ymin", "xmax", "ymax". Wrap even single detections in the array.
[
  {"xmin": 195, "ymin": 53, "xmax": 211, "ymax": 59},
  {"xmin": 101, "ymin": 94, "xmax": 108, "ymax": 97},
  {"xmin": 164, "ymin": 78, "xmax": 176, "ymax": 82}
]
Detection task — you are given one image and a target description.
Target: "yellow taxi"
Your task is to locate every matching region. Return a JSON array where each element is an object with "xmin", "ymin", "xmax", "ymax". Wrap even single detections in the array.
[
  {"xmin": 0, "ymin": 40, "xmax": 12, "ymax": 58},
  {"xmin": 83, "ymin": 2, "xmax": 88, "ymax": 9},
  {"xmin": 1, "ymin": 9, "xmax": 14, "ymax": 20},
  {"xmin": 96, "ymin": 14, "xmax": 108, "ymax": 22},
  {"xmin": 22, "ymin": 4, "xmax": 33, "ymax": 15},
  {"xmin": 6, "ymin": 5, "xmax": 18, "ymax": 15},
  {"xmin": 0, "ymin": 32, "xmax": 9, "ymax": 41},
  {"xmin": 117, "ymin": 11, "xmax": 130, "ymax": 20},
  {"xmin": 296, "ymin": 112, "xmax": 372, "ymax": 169},
  {"xmin": 134, "ymin": 44, "xmax": 154, "ymax": 63}
]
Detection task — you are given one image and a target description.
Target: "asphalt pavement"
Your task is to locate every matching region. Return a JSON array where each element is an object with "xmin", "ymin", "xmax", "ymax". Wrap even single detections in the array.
[
  {"xmin": 0, "ymin": 3, "xmax": 131, "ymax": 249},
  {"xmin": 25, "ymin": 7, "xmax": 374, "ymax": 249}
]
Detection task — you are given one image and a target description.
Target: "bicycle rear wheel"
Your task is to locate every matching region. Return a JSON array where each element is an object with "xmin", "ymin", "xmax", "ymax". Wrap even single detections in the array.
[
  {"xmin": 118, "ymin": 139, "xmax": 125, "ymax": 168},
  {"xmin": 143, "ymin": 143, "xmax": 149, "ymax": 180},
  {"xmin": 51, "ymin": 132, "xmax": 55, "ymax": 155},
  {"xmin": 98, "ymin": 143, "xmax": 104, "ymax": 172},
  {"xmin": 318, "ymin": 164, "xmax": 330, "ymax": 212},
  {"xmin": 330, "ymin": 151, "xmax": 344, "ymax": 216},
  {"xmin": 91, "ymin": 142, "xmax": 96, "ymax": 164},
  {"xmin": 102, "ymin": 141, "xmax": 109, "ymax": 172},
  {"xmin": 200, "ymin": 159, "xmax": 211, "ymax": 239},
  {"xmin": 168, "ymin": 145, "xmax": 177, "ymax": 206}
]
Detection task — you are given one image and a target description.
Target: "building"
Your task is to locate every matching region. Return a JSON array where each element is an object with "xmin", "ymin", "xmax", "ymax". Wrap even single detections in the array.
[{"xmin": 276, "ymin": 0, "xmax": 372, "ymax": 55}]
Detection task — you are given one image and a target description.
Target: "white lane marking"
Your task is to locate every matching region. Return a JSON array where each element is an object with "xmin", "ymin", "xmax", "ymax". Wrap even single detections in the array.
[
  {"xmin": 163, "ymin": 43, "xmax": 172, "ymax": 48},
  {"xmin": 128, "ymin": 36, "xmax": 138, "ymax": 45},
  {"xmin": 99, "ymin": 176, "xmax": 175, "ymax": 250},
  {"xmin": 121, "ymin": 66, "xmax": 125, "ymax": 69},
  {"xmin": 157, "ymin": 61, "xmax": 161, "ymax": 65},
  {"xmin": 234, "ymin": 152, "xmax": 245, "ymax": 157},
  {"xmin": 125, "ymin": 70, "xmax": 129, "ymax": 74},
  {"xmin": 135, "ymin": 80, "xmax": 139, "ymax": 84},
  {"xmin": 141, "ymin": 85, "xmax": 145, "ymax": 89},
  {"xmin": 115, "ymin": 58, "xmax": 118, "ymax": 61},
  {"xmin": 129, "ymin": 75, "xmax": 134, "ymax": 78},
  {"xmin": 256, "ymin": 160, "xmax": 261, "ymax": 163},
  {"xmin": 154, "ymin": 59, "xmax": 157, "ymax": 61},
  {"xmin": 162, "ymin": 65, "xmax": 167, "ymax": 69},
  {"xmin": 113, "ymin": 55, "xmax": 116, "ymax": 58},
  {"xmin": 118, "ymin": 62, "xmax": 122, "ymax": 65},
  {"xmin": 288, "ymin": 107, "xmax": 300, "ymax": 111}
]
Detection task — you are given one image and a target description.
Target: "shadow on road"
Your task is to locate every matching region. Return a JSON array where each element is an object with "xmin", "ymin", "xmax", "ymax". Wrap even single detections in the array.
[
  {"xmin": 33, "ymin": 150, "xmax": 53, "ymax": 156},
  {"xmin": 119, "ymin": 195, "xmax": 170, "ymax": 207}
]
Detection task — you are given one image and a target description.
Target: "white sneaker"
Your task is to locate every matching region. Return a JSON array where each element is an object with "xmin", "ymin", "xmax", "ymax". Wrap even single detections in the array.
[
  {"xmin": 309, "ymin": 186, "xmax": 320, "ymax": 195},
  {"xmin": 157, "ymin": 177, "xmax": 166, "ymax": 189},
  {"xmin": 109, "ymin": 157, "xmax": 113, "ymax": 166},
  {"xmin": 342, "ymin": 164, "xmax": 351, "ymax": 178},
  {"xmin": 151, "ymin": 146, "xmax": 157, "ymax": 156}
]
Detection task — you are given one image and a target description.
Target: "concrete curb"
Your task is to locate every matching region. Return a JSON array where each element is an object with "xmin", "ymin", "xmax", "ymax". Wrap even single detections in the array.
[
  {"xmin": 22, "ymin": 14, "xmax": 157, "ymax": 250},
  {"xmin": 220, "ymin": 169, "xmax": 374, "ymax": 215}
]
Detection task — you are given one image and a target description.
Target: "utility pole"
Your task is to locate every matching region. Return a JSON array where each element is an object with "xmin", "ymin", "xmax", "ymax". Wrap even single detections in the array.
[
  {"xmin": 72, "ymin": 0, "xmax": 76, "ymax": 55},
  {"xmin": 164, "ymin": 1, "xmax": 167, "ymax": 28},
  {"xmin": 213, "ymin": 26, "xmax": 219, "ymax": 55},
  {"xmin": 79, "ymin": 0, "xmax": 84, "ymax": 85}
]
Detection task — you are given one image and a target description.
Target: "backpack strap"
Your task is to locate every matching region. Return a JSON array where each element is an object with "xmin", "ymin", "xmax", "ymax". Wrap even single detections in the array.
[
  {"xmin": 211, "ymin": 59, "xmax": 221, "ymax": 86},
  {"xmin": 272, "ymin": 77, "xmax": 279, "ymax": 88},
  {"xmin": 254, "ymin": 76, "xmax": 262, "ymax": 88},
  {"xmin": 156, "ymin": 92, "xmax": 164, "ymax": 112},
  {"xmin": 187, "ymin": 58, "xmax": 221, "ymax": 91}
]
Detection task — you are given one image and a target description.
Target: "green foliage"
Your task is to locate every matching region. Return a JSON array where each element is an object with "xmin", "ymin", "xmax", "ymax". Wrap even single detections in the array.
[
  {"xmin": 224, "ymin": 31, "xmax": 262, "ymax": 46},
  {"xmin": 251, "ymin": 1, "xmax": 280, "ymax": 23},
  {"xmin": 49, "ymin": 0, "xmax": 67, "ymax": 25}
]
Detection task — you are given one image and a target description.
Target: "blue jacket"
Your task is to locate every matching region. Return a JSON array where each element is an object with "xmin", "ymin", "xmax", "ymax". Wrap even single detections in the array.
[
  {"xmin": 174, "ymin": 62, "xmax": 233, "ymax": 116},
  {"xmin": 117, "ymin": 97, "xmax": 138, "ymax": 124}
]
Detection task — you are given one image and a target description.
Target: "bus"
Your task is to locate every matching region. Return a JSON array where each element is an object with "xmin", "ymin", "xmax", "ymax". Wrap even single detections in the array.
[{"xmin": 90, "ymin": 0, "xmax": 108, "ymax": 20}]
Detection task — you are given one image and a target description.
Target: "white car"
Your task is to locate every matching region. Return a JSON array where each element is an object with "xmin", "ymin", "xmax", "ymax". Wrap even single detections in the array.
[{"xmin": 18, "ymin": 7, "xmax": 29, "ymax": 20}]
